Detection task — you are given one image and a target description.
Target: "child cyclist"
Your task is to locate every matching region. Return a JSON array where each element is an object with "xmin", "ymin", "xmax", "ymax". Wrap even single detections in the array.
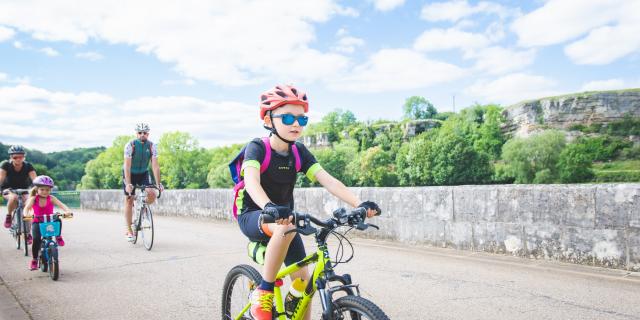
[
  {"xmin": 23, "ymin": 175, "xmax": 72, "ymax": 270},
  {"xmin": 237, "ymin": 84, "xmax": 381, "ymax": 320}
]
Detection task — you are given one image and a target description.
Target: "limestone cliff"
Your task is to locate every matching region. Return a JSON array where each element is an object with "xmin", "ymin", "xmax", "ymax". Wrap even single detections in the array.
[{"xmin": 502, "ymin": 89, "xmax": 640, "ymax": 137}]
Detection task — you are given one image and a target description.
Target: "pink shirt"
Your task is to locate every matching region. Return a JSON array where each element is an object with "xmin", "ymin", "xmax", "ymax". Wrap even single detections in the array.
[{"xmin": 32, "ymin": 195, "xmax": 54, "ymax": 223}]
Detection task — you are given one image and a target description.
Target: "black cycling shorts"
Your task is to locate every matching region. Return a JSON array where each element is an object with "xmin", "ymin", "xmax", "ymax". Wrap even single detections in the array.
[
  {"xmin": 122, "ymin": 171, "xmax": 151, "ymax": 195},
  {"xmin": 238, "ymin": 210, "xmax": 306, "ymax": 266}
]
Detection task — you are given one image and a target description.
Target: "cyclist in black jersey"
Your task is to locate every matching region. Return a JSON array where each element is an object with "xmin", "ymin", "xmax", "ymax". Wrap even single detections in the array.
[
  {"xmin": 2, "ymin": 145, "xmax": 37, "ymax": 228},
  {"xmin": 238, "ymin": 85, "xmax": 381, "ymax": 320}
]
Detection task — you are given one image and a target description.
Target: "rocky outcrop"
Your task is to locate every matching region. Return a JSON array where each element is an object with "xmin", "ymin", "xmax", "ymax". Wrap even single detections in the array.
[{"xmin": 503, "ymin": 90, "xmax": 640, "ymax": 137}]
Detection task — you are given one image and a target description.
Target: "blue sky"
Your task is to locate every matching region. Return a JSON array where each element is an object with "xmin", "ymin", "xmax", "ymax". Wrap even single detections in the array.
[{"xmin": 0, "ymin": 0, "xmax": 639, "ymax": 152}]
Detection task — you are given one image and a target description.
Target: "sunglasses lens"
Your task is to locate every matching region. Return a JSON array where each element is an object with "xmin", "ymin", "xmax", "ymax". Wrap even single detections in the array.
[
  {"xmin": 298, "ymin": 116, "xmax": 309, "ymax": 126},
  {"xmin": 281, "ymin": 114, "xmax": 296, "ymax": 125}
]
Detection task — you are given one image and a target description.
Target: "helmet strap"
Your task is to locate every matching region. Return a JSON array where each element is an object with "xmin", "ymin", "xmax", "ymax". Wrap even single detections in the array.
[{"xmin": 264, "ymin": 114, "xmax": 295, "ymax": 144}]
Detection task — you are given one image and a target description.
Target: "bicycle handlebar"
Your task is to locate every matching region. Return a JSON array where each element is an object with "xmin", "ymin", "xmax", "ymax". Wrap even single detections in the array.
[
  {"xmin": 260, "ymin": 207, "xmax": 379, "ymax": 236},
  {"xmin": 23, "ymin": 212, "xmax": 74, "ymax": 221},
  {"xmin": 3, "ymin": 188, "xmax": 30, "ymax": 196},
  {"xmin": 128, "ymin": 184, "xmax": 162, "ymax": 199}
]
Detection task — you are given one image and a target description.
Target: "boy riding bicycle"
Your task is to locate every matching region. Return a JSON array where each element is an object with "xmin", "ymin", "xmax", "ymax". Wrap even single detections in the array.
[{"xmin": 235, "ymin": 84, "xmax": 381, "ymax": 320}]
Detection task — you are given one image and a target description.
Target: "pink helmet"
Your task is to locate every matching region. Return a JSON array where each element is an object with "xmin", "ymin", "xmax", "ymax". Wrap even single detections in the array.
[
  {"xmin": 33, "ymin": 175, "xmax": 54, "ymax": 188},
  {"xmin": 259, "ymin": 85, "xmax": 309, "ymax": 119}
]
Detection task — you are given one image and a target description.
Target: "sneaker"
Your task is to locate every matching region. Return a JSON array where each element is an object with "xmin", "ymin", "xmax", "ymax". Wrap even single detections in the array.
[
  {"xmin": 249, "ymin": 289, "xmax": 274, "ymax": 320},
  {"xmin": 56, "ymin": 236, "xmax": 65, "ymax": 247},
  {"xmin": 4, "ymin": 215, "xmax": 11, "ymax": 228},
  {"xmin": 27, "ymin": 234, "xmax": 33, "ymax": 245},
  {"xmin": 29, "ymin": 259, "xmax": 38, "ymax": 271},
  {"xmin": 126, "ymin": 231, "xmax": 134, "ymax": 242}
]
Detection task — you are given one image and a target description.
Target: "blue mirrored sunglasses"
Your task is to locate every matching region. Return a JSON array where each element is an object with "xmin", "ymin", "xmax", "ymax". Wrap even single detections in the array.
[{"xmin": 271, "ymin": 114, "xmax": 309, "ymax": 126}]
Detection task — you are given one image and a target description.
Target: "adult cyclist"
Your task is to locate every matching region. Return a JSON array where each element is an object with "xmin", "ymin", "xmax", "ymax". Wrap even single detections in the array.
[
  {"xmin": 123, "ymin": 123, "xmax": 163, "ymax": 241},
  {"xmin": 2, "ymin": 145, "xmax": 37, "ymax": 231}
]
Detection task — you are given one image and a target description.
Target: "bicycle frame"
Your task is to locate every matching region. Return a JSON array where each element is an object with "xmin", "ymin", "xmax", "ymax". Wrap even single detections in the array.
[{"xmin": 235, "ymin": 227, "xmax": 358, "ymax": 320}]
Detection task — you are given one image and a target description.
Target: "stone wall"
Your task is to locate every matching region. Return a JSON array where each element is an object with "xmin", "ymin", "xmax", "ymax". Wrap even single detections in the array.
[
  {"xmin": 503, "ymin": 90, "xmax": 640, "ymax": 137},
  {"xmin": 81, "ymin": 184, "xmax": 640, "ymax": 271}
]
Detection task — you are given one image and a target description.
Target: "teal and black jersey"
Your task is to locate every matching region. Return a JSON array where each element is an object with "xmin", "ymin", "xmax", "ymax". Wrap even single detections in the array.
[{"xmin": 123, "ymin": 139, "xmax": 158, "ymax": 174}]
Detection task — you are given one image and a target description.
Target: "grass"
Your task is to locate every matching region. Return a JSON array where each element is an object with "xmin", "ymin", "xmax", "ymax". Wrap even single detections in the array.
[{"xmin": 593, "ymin": 160, "xmax": 640, "ymax": 171}]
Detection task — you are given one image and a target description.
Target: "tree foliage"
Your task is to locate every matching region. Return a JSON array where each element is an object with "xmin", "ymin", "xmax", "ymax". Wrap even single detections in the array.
[
  {"xmin": 403, "ymin": 96, "xmax": 437, "ymax": 120},
  {"xmin": 501, "ymin": 130, "xmax": 566, "ymax": 184}
]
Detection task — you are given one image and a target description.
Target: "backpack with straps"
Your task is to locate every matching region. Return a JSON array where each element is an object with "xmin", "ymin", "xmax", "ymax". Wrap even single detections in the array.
[{"xmin": 229, "ymin": 137, "xmax": 301, "ymax": 219}]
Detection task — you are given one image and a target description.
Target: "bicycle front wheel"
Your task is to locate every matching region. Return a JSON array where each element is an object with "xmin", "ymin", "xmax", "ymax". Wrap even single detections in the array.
[
  {"xmin": 332, "ymin": 296, "xmax": 390, "ymax": 320},
  {"xmin": 140, "ymin": 206, "xmax": 154, "ymax": 250},
  {"xmin": 48, "ymin": 246, "xmax": 59, "ymax": 281},
  {"xmin": 221, "ymin": 264, "xmax": 262, "ymax": 320},
  {"xmin": 22, "ymin": 220, "xmax": 29, "ymax": 256},
  {"xmin": 12, "ymin": 213, "xmax": 20, "ymax": 250}
]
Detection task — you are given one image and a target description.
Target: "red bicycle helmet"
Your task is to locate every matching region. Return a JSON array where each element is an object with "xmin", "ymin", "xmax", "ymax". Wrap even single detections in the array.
[{"xmin": 259, "ymin": 85, "xmax": 309, "ymax": 119}]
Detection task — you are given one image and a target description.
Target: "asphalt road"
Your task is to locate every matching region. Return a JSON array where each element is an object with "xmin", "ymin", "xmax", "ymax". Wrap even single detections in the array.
[{"xmin": 1, "ymin": 210, "xmax": 639, "ymax": 320}]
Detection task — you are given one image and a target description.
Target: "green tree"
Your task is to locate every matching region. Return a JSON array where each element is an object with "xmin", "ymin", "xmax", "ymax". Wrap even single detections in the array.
[
  {"xmin": 558, "ymin": 143, "xmax": 595, "ymax": 183},
  {"xmin": 473, "ymin": 105, "xmax": 506, "ymax": 160},
  {"xmin": 501, "ymin": 130, "xmax": 566, "ymax": 184},
  {"xmin": 158, "ymin": 131, "xmax": 210, "ymax": 189},
  {"xmin": 395, "ymin": 133, "xmax": 433, "ymax": 186},
  {"xmin": 428, "ymin": 128, "xmax": 492, "ymax": 185},
  {"xmin": 355, "ymin": 146, "xmax": 398, "ymax": 187},
  {"xmin": 206, "ymin": 144, "xmax": 244, "ymax": 188},
  {"xmin": 309, "ymin": 140, "xmax": 359, "ymax": 187},
  {"xmin": 79, "ymin": 136, "xmax": 132, "ymax": 189},
  {"xmin": 403, "ymin": 96, "xmax": 437, "ymax": 120}
]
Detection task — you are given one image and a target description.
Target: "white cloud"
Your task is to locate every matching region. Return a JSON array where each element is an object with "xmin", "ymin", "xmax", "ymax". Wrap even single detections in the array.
[
  {"xmin": 332, "ymin": 29, "xmax": 365, "ymax": 54},
  {"xmin": 0, "ymin": 73, "xmax": 7, "ymax": 82},
  {"xmin": 414, "ymin": 28, "xmax": 490, "ymax": 52},
  {"xmin": 421, "ymin": 0, "xmax": 514, "ymax": 22},
  {"xmin": 466, "ymin": 73, "xmax": 559, "ymax": 105},
  {"xmin": 13, "ymin": 40, "xmax": 24, "ymax": 49},
  {"xmin": 371, "ymin": 0, "xmax": 405, "ymax": 12},
  {"xmin": 332, "ymin": 36, "xmax": 365, "ymax": 53},
  {"xmin": 0, "ymin": 0, "xmax": 357, "ymax": 86},
  {"xmin": 512, "ymin": 0, "xmax": 640, "ymax": 65},
  {"xmin": 76, "ymin": 51, "xmax": 103, "ymax": 61},
  {"xmin": 580, "ymin": 79, "xmax": 628, "ymax": 92},
  {"xmin": 329, "ymin": 49, "xmax": 466, "ymax": 93},
  {"xmin": 0, "ymin": 25, "xmax": 14, "ymax": 42},
  {"xmin": 161, "ymin": 79, "xmax": 196, "ymax": 86},
  {"xmin": 564, "ymin": 22, "xmax": 640, "ymax": 65},
  {"xmin": 0, "ymin": 84, "xmax": 265, "ymax": 152},
  {"xmin": 465, "ymin": 46, "xmax": 536, "ymax": 75},
  {"xmin": 512, "ymin": 0, "xmax": 626, "ymax": 47},
  {"xmin": 40, "ymin": 47, "xmax": 59, "ymax": 56}
]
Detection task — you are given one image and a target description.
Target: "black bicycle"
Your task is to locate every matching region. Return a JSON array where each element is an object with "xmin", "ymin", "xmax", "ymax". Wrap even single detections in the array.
[
  {"xmin": 5, "ymin": 188, "xmax": 30, "ymax": 256},
  {"xmin": 129, "ymin": 185, "xmax": 161, "ymax": 251}
]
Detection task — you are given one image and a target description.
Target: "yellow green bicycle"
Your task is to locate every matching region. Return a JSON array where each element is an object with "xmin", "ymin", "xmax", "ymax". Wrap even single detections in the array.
[{"xmin": 221, "ymin": 208, "xmax": 390, "ymax": 320}]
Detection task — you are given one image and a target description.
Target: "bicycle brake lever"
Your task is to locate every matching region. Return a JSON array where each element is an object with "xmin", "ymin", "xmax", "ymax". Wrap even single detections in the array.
[
  {"xmin": 367, "ymin": 223, "xmax": 379, "ymax": 230},
  {"xmin": 355, "ymin": 222, "xmax": 368, "ymax": 231},
  {"xmin": 284, "ymin": 229, "xmax": 298, "ymax": 236}
]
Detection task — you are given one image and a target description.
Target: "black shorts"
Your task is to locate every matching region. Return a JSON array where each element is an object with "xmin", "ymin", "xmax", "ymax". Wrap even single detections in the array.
[
  {"xmin": 122, "ymin": 171, "xmax": 151, "ymax": 195},
  {"xmin": 238, "ymin": 210, "xmax": 306, "ymax": 266}
]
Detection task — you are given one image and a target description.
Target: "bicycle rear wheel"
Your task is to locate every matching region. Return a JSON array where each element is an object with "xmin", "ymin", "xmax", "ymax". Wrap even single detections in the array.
[
  {"xmin": 140, "ymin": 206, "xmax": 154, "ymax": 250},
  {"xmin": 332, "ymin": 296, "xmax": 390, "ymax": 320},
  {"xmin": 221, "ymin": 264, "xmax": 262, "ymax": 320}
]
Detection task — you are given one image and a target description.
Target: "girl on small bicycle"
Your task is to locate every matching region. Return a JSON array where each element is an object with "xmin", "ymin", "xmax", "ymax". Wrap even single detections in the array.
[
  {"xmin": 23, "ymin": 175, "xmax": 72, "ymax": 270},
  {"xmin": 237, "ymin": 84, "xmax": 381, "ymax": 320}
]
